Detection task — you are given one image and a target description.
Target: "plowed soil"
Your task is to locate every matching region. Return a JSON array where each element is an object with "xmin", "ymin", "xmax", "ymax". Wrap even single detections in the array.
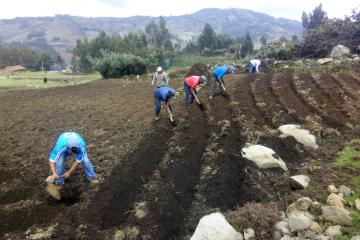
[{"xmin": 1, "ymin": 70, "xmax": 360, "ymax": 240}]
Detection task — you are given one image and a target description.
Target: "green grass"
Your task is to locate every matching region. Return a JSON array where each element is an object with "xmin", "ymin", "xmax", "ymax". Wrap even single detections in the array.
[
  {"xmin": 0, "ymin": 71, "xmax": 101, "ymax": 90},
  {"xmin": 334, "ymin": 139, "xmax": 360, "ymax": 168}
]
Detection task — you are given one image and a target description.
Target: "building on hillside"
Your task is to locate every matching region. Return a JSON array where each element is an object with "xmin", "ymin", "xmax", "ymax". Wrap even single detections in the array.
[{"xmin": 4, "ymin": 65, "xmax": 27, "ymax": 73}]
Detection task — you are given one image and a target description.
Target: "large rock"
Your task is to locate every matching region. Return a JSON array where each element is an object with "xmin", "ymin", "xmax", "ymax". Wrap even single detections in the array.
[
  {"xmin": 288, "ymin": 210, "xmax": 313, "ymax": 232},
  {"xmin": 190, "ymin": 212, "xmax": 244, "ymax": 240},
  {"xmin": 322, "ymin": 206, "xmax": 352, "ymax": 225},
  {"xmin": 317, "ymin": 58, "xmax": 334, "ymax": 65},
  {"xmin": 326, "ymin": 193, "xmax": 345, "ymax": 208},
  {"xmin": 278, "ymin": 125, "xmax": 319, "ymax": 149},
  {"xmin": 351, "ymin": 236, "xmax": 360, "ymax": 240},
  {"xmin": 309, "ymin": 221, "xmax": 322, "ymax": 233},
  {"xmin": 325, "ymin": 225, "xmax": 341, "ymax": 238},
  {"xmin": 339, "ymin": 185, "xmax": 352, "ymax": 197},
  {"xmin": 327, "ymin": 185, "xmax": 339, "ymax": 193},
  {"xmin": 241, "ymin": 145, "xmax": 288, "ymax": 171},
  {"xmin": 290, "ymin": 175, "xmax": 310, "ymax": 189},
  {"xmin": 330, "ymin": 45, "xmax": 350, "ymax": 59}
]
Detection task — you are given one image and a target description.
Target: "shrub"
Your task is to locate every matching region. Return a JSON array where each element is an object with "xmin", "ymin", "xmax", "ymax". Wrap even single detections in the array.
[{"xmin": 92, "ymin": 52, "xmax": 147, "ymax": 79}]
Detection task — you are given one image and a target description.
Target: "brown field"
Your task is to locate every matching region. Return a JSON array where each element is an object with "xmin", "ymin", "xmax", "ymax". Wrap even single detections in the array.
[{"xmin": 1, "ymin": 70, "xmax": 360, "ymax": 239}]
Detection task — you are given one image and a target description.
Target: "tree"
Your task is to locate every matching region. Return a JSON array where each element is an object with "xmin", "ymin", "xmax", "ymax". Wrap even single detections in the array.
[
  {"xmin": 302, "ymin": 12, "xmax": 309, "ymax": 29},
  {"xmin": 260, "ymin": 35, "xmax": 267, "ymax": 46},
  {"xmin": 240, "ymin": 33, "xmax": 254, "ymax": 57},
  {"xmin": 198, "ymin": 23, "xmax": 217, "ymax": 54},
  {"xmin": 145, "ymin": 21, "xmax": 160, "ymax": 47},
  {"xmin": 291, "ymin": 35, "xmax": 299, "ymax": 43},
  {"xmin": 303, "ymin": 4, "xmax": 327, "ymax": 29}
]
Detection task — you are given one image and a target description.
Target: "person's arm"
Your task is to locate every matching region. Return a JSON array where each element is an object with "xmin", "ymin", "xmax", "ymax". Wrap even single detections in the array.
[
  {"xmin": 256, "ymin": 64, "xmax": 259, "ymax": 73},
  {"xmin": 49, "ymin": 161, "xmax": 59, "ymax": 178},
  {"xmin": 151, "ymin": 73, "xmax": 156, "ymax": 85},
  {"xmin": 165, "ymin": 73, "xmax": 169, "ymax": 85},
  {"xmin": 63, "ymin": 161, "xmax": 80, "ymax": 178}
]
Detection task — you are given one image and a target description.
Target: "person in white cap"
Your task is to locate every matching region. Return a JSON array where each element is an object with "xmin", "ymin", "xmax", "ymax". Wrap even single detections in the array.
[{"xmin": 151, "ymin": 66, "xmax": 169, "ymax": 87}]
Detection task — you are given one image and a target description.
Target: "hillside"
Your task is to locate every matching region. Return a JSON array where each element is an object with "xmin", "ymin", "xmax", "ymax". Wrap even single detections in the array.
[{"xmin": 0, "ymin": 8, "xmax": 302, "ymax": 60}]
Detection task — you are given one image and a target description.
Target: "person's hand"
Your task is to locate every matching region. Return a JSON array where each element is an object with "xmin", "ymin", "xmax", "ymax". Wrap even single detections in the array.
[
  {"xmin": 63, "ymin": 171, "xmax": 72, "ymax": 179},
  {"xmin": 52, "ymin": 173, "xmax": 60, "ymax": 179},
  {"xmin": 151, "ymin": 82, "xmax": 154, "ymax": 85}
]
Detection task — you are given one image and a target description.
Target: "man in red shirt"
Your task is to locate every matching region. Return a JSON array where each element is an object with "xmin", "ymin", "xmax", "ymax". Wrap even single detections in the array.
[{"xmin": 184, "ymin": 75, "xmax": 207, "ymax": 105}]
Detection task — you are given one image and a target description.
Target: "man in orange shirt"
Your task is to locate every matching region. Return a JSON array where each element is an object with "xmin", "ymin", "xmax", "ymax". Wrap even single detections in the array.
[{"xmin": 183, "ymin": 75, "xmax": 207, "ymax": 105}]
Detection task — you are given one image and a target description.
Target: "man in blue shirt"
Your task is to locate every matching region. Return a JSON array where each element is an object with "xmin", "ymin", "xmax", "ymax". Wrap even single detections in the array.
[
  {"xmin": 49, "ymin": 132, "xmax": 98, "ymax": 188},
  {"xmin": 153, "ymin": 86, "xmax": 176, "ymax": 120},
  {"xmin": 209, "ymin": 65, "xmax": 235, "ymax": 99}
]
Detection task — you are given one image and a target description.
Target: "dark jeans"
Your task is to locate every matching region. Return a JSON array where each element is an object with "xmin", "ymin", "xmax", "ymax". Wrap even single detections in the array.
[
  {"xmin": 210, "ymin": 73, "xmax": 226, "ymax": 97},
  {"xmin": 154, "ymin": 97, "xmax": 172, "ymax": 117},
  {"xmin": 184, "ymin": 81, "xmax": 196, "ymax": 105}
]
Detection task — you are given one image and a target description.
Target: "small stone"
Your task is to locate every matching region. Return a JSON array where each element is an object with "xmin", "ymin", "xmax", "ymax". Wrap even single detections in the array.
[
  {"xmin": 316, "ymin": 235, "xmax": 330, "ymax": 240},
  {"xmin": 244, "ymin": 228, "xmax": 255, "ymax": 240},
  {"xmin": 274, "ymin": 221, "xmax": 291, "ymax": 235},
  {"xmin": 305, "ymin": 230, "xmax": 317, "ymax": 239},
  {"xmin": 310, "ymin": 201, "xmax": 322, "ymax": 216},
  {"xmin": 326, "ymin": 193, "xmax": 345, "ymax": 208},
  {"xmin": 325, "ymin": 225, "xmax": 341, "ymax": 237},
  {"xmin": 317, "ymin": 58, "xmax": 334, "ymax": 65},
  {"xmin": 273, "ymin": 230, "xmax": 282, "ymax": 240},
  {"xmin": 327, "ymin": 185, "xmax": 339, "ymax": 193},
  {"xmin": 290, "ymin": 175, "xmax": 310, "ymax": 190},
  {"xmin": 309, "ymin": 221, "xmax": 322, "ymax": 233},
  {"xmin": 339, "ymin": 185, "xmax": 352, "ymax": 197},
  {"xmin": 280, "ymin": 235, "xmax": 291, "ymax": 240},
  {"xmin": 296, "ymin": 197, "xmax": 313, "ymax": 211},
  {"xmin": 355, "ymin": 199, "xmax": 360, "ymax": 210},
  {"xmin": 322, "ymin": 206, "xmax": 352, "ymax": 225}
]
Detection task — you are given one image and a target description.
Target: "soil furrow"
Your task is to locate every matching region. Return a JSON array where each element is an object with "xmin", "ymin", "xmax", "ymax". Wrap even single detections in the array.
[
  {"xmin": 120, "ymin": 105, "xmax": 209, "ymax": 240},
  {"xmin": 271, "ymin": 72, "xmax": 310, "ymax": 123},
  {"xmin": 252, "ymin": 73, "xmax": 295, "ymax": 127},
  {"xmin": 288, "ymin": 74, "xmax": 347, "ymax": 130},
  {"xmin": 82, "ymin": 121, "xmax": 174, "ymax": 230}
]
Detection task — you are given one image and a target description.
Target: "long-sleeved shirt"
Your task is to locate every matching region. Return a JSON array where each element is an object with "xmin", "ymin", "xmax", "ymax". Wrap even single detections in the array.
[
  {"xmin": 152, "ymin": 72, "xmax": 169, "ymax": 87},
  {"xmin": 250, "ymin": 59, "xmax": 261, "ymax": 73},
  {"xmin": 49, "ymin": 132, "xmax": 87, "ymax": 163},
  {"xmin": 154, "ymin": 86, "xmax": 176, "ymax": 102},
  {"xmin": 185, "ymin": 76, "xmax": 201, "ymax": 89},
  {"xmin": 213, "ymin": 66, "xmax": 228, "ymax": 80}
]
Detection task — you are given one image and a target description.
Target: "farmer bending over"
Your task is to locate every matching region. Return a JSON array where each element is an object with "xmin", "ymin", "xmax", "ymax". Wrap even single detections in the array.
[
  {"xmin": 49, "ymin": 132, "xmax": 98, "ymax": 189},
  {"xmin": 248, "ymin": 59, "xmax": 261, "ymax": 75},
  {"xmin": 151, "ymin": 66, "xmax": 169, "ymax": 87},
  {"xmin": 154, "ymin": 86, "xmax": 176, "ymax": 120},
  {"xmin": 209, "ymin": 65, "xmax": 235, "ymax": 99},
  {"xmin": 184, "ymin": 75, "xmax": 207, "ymax": 105}
]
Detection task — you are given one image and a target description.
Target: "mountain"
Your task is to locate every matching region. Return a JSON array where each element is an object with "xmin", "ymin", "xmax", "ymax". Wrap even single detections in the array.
[{"xmin": 0, "ymin": 8, "xmax": 302, "ymax": 62}]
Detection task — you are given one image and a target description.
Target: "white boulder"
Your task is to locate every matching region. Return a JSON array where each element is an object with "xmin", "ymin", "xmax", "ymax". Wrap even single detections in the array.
[
  {"xmin": 290, "ymin": 175, "xmax": 310, "ymax": 189},
  {"xmin": 288, "ymin": 210, "xmax": 313, "ymax": 232},
  {"xmin": 325, "ymin": 225, "xmax": 342, "ymax": 238},
  {"xmin": 278, "ymin": 125, "xmax": 319, "ymax": 149},
  {"xmin": 351, "ymin": 236, "xmax": 360, "ymax": 240},
  {"xmin": 190, "ymin": 212, "xmax": 243, "ymax": 240},
  {"xmin": 355, "ymin": 199, "xmax": 360, "ymax": 211},
  {"xmin": 339, "ymin": 185, "xmax": 352, "ymax": 197},
  {"xmin": 330, "ymin": 45, "xmax": 350, "ymax": 59},
  {"xmin": 241, "ymin": 145, "xmax": 288, "ymax": 171},
  {"xmin": 322, "ymin": 206, "xmax": 352, "ymax": 225},
  {"xmin": 326, "ymin": 193, "xmax": 345, "ymax": 208},
  {"xmin": 244, "ymin": 228, "xmax": 255, "ymax": 240},
  {"xmin": 317, "ymin": 58, "xmax": 334, "ymax": 65}
]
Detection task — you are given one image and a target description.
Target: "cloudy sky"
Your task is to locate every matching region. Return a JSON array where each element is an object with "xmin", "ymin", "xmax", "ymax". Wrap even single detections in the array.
[{"xmin": 0, "ymin": 0, "xmax": 359, "ymax": 21}]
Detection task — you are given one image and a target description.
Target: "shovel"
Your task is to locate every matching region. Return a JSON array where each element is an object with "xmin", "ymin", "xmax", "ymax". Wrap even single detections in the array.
[
  {"xmin": 193, "ymin": 94, "xmax": 205, "ymax": 111},
  {"xmin": 163, "ymin": 104, "xmax": 176, "ymax": 126},
  {"xmin": 45, "ymin": 175, "xmax": 61, "ymax": 200}
]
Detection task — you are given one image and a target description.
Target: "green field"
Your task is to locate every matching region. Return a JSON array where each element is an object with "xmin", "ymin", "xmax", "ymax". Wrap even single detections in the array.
[{"xmin": 0, "ymin": 71, "xmax": 101, "ymax": 91}]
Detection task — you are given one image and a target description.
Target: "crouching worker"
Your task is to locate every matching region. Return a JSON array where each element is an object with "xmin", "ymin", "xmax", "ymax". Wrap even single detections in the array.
[
  {"xmin": 209, "ymin": 65, "xmax": 235, "ymax": 99},
  {"xmin": 184, "ymin": 75, "xmax": 207, "ymax": 105},
  {"xmin": 49, "ymin": 132, "xmax": 98, "ymax": 189},
  {"xmin": 247, "ymin": 59, "xmax": 261, "ymax": 75},
  {"xmin": 154, "ymin": 86, "xmax": 176, "ymax": 120}
]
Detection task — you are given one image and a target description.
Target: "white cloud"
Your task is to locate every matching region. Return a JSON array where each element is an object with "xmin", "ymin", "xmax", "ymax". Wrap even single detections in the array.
[{"xmin": 0, "ymin": 0, "xmax": 358, "ymax": 20}]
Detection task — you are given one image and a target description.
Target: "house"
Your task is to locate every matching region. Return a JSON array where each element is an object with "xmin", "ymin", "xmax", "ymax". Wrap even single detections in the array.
[{"xmin": 4, "ymin": 65, "xmax": 27, "ymax": 73}]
